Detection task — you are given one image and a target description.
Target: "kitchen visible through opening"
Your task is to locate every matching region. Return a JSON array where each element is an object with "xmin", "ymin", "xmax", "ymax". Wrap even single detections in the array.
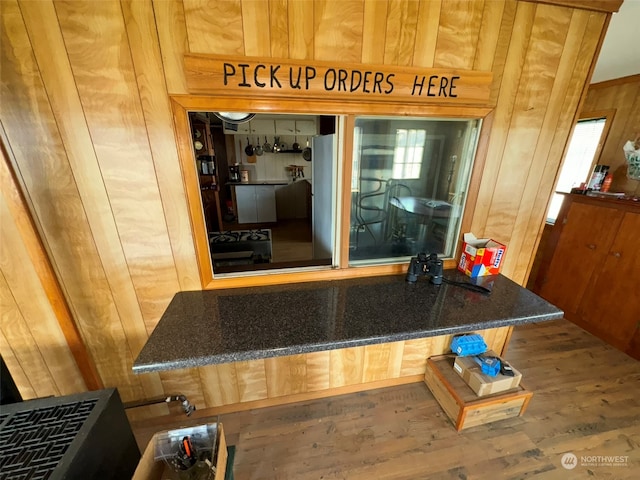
[{"xmin": 188, "ymin": 112, "xmax": 337, "ymax": 276}]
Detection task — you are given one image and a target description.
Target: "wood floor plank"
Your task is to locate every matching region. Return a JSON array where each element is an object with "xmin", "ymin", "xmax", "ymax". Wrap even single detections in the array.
[{"xmin": 132, "ymin": 320, "xmax": 640, "ymax": 479}]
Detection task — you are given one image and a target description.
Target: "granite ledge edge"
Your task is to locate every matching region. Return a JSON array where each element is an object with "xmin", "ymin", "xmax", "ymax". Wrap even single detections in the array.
[{"xmin": 132, "ymin": 311, "xmax": 563, "ymax": 374}]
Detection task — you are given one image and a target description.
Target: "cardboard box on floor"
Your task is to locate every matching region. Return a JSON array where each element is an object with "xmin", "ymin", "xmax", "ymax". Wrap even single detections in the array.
[
  {"xmin": 132, "ymin": 423, "xmax": 227, "ymax": 480},
  {"xmin": 458, "ymin": 233, "xmax": 506, "ymax": 277},
  {"xmin": 453, "ymin": 351, "xmax": 522, "ymax": 397}
]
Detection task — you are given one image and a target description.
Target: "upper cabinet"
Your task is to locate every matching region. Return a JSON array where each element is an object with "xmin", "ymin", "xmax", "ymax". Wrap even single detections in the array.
[
  {"xmin": 295, "ymin": 120, "xmax": 317, "ymax": 136},
  {"xmin": 250, "ymin": 119, "xmax": 276, "ymax": 136},
  {"xmin": 224, "ymin": 117, "xmax": 317, "ymax": 137}
]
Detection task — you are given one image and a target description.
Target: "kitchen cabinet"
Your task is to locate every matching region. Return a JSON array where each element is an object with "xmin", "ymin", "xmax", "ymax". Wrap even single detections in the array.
[
  {"xmin": 534, "ymin": 194, "xmax": 640, "ymax": 359},
  {"xmin": 223, "ymin": 121, "xmax": 252, "ymax": 135},
  {"xmin": 274, "ymin": 119, "xmax": 317, "ymax": 136},
  {"xmin": 234, "ymin": 185, "xmax": 277, "ymax": 223}
]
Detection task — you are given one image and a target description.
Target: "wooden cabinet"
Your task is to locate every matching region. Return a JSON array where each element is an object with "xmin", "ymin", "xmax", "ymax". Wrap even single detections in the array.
[
  {"xmin": 535, "ymin": 194, "xmax": 640, "ymax": 359},
  {"xmin": 234, "ymin": 185, "xmax": 277, "ymax": 224}
]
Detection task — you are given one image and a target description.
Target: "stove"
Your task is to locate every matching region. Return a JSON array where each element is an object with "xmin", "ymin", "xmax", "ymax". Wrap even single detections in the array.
[
  {"xmin": 209, "ymin": 230, "xmax": 272, "ymax": 266},
  {"xmin": 0, "ymin": 389, "xmax": 139, "ymax": 480}
]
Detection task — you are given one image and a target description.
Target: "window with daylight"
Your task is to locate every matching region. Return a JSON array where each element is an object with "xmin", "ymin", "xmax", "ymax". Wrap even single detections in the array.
[
  {"xmin": 547, "ymin": 116, "xmax": 609, "ymax": 223},
  {"xmin": 392, "ymin": 129, "xmax": 427, "ymax": 179}
]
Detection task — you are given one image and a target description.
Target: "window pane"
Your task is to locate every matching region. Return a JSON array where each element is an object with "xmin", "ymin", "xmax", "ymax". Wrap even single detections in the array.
[
  {"xmin": 349, "ymin": 117, "xmax": 480, "ymax": 265},
  {"xmin": 546, "ymin": 118, "xmax": 606, "ymax": 223}
]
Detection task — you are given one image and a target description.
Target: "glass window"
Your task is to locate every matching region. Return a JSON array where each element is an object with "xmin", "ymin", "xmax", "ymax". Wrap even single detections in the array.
[
  {"xmin": 546, "ymin": 117, "xmax": 607, "ymax": 223},
  {"xmin": 349, "ymin": 117, "xmax": 480, "ymax": 265}
]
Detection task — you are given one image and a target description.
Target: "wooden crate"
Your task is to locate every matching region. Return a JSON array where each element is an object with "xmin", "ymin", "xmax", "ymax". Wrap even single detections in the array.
[
  {"xmin": 132, "ymin": 423, "xmax": 227, "ymax": 480},
  {"xmin": 424, "ymin": 355, "xmax": 532, "ymax": 431}
]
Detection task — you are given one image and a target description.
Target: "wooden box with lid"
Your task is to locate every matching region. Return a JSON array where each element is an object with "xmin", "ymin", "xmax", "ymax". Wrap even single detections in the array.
[{"xmin": 424, "ymin": 355, "xmax": 532, "ymax": 431}]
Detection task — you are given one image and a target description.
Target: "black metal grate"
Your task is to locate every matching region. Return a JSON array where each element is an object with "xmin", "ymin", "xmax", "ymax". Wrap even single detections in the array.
[{"xmin": 0, "ymin": 399, "xmax": 97, "ymax": 480}]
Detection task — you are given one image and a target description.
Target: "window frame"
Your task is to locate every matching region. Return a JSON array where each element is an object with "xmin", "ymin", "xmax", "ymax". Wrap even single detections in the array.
[{"xmin": 170, "ymin": 95, "xmax": 493, "ymax": 289}]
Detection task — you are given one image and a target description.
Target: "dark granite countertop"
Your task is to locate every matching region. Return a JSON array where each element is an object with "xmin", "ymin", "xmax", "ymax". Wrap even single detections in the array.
[{"xmin": 133, "ymin": 270, "xmax": 563, "ymax": 373}]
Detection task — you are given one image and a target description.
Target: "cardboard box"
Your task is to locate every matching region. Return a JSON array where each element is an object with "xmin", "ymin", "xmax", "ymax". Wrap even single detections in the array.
[
  {"xmin": 132, "ymin": 423, "xmax": 227, "ymax": 480},
  {"xmin": 424, "ymin": 355, "xmax": 532, "ymax": 431},
  {"xmin": 453, "ymin": 351, "xmax": 522, "ymax": 397},
  {"xmin": 458, "ymin": 233, "xmax": 506, "ymax": 277}
]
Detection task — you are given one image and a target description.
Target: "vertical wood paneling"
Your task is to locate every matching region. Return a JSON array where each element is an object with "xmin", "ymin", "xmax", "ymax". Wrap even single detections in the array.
[
  {"xmin": 313, "ymin": 0, "xmax": 364, "ymax": 63},
  {"xmin": 434, "ymin": 0, "xmax": 485, "ymax": 69},
  {"xmin": 122, "ymin": 0, "xmax": 200, "ymax": 292},
  {"xmin": 183, "ymin": 0, "xmax": 244, "ymax": 54},
  {"xmin": 486, "ymin": 4, "xmax": 573, "ymax": 279},
  {"xmin": 0, "ymin": 272, "xmax": 59, "ymax": 399},
  {"xmin": 383, "ymin": 0, "xmax": 419, "ymax": 66},
  {"xmin": 269, "ymin": 0, "xmax": 289, "ymax": 58},
  {"xmin": 507, "ymin": 9, "xmax": 592, "ymax": 282},
  {"xmin": 241, "ymin": 0, "xmax": 271, "ymax": 57},
  {"xmin": 152, "ymin": 0, "xmax": 189, "ymax": 94},
  {"xmin": 412, "ymin": 0, "xmax": 441, "ymax": 67},
  {"xmin": 470, "ymin": 1, "xmax": 537, "ymax": 238},
  {"xmin": 520, "ymin": 12, "xmax": 608, "ymax": 280},
  {"xmin": 200, "ymin": 364, "xmax": 240, "ymax": 406},
  {"xmin": 330, "ymin": 346, "xmax": 364, "ymax": 387},
  {"xmin": 362, "ymin": 0, "xmax": 388, "ymax": 64},
  {"xmin": 473, "ymin": 0, "xmax": 507, "ymax": 71},
  {"xmin": 236, "ymin": 359, "xmax": 268, "ymax": 402},
  {"xmin": 487, "ymin": 0, "xmax": 518, "ymax": 106},
  {"xmin": 305, "ymin": 350, "xmax": 331, "ymax": 391},
  {"xmin": 2, "ymin": 0, "xmax": 138, "ymax": 399},
  {"xmin": 55, "ymin": 0, "xmax": 180, "ymax": 331},
  {"xmin": 265, "ymin": 354, "xmax": 307, "ymax": 397},
  {"xmin": 288, "ymin": 0, "xmax": 314, "ymax": 59}
]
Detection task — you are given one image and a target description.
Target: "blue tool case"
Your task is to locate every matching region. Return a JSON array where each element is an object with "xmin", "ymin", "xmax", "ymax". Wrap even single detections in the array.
[{"xmin": 450, "ymin": 334, "xmax": 488, "ymax": 356}]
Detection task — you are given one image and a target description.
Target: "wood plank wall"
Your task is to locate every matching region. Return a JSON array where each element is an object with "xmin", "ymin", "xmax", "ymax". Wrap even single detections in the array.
[
  {"xmin": 582, "ymin": 75, "xmax": 640, "ymax": 195},
  {"xmin": 0, "ymin": 0, "xmax": 610, "ymax": 416}
]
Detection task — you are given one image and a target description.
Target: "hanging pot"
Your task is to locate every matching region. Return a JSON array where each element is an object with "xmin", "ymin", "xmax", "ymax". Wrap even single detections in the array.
[
  {"xmin": 302, "ymin": 138, "xmax": 312, "ymax": 161},
  {"xmin": 292, "ymin": 136, "xmax": 300, "ymax": 151},
  {"xmin": 254, "ymin": 136, "xmax": 263, "ymax": 156},
  {"xmin": 273, "ymin": 136, "xmax": 281, "ymax": 153},
  {"xmin": 263, "ymin": 136, "xmax": 272, "ymax": 153},
  {"xmin": 244, "ymin": 137, "xmax": 254, "ymax": 156}
]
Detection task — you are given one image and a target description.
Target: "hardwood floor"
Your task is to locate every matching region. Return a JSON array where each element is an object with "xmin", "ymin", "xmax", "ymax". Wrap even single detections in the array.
[{"xmin": 131, "ymin": 320, "xmax": 640, "ymax": 479}]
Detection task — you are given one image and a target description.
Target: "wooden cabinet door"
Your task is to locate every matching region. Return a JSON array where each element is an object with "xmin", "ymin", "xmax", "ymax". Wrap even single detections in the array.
[
  {"xmin": 295, "ymin": 119, "xmax": 317, "ymax": 135},
  {"xmin": 538, "ymin": 202, "xmax": 623, "ymax": 316},
  {"xmin": 578, "ymin": 212, "xmax": 640, "ymax": 349}
]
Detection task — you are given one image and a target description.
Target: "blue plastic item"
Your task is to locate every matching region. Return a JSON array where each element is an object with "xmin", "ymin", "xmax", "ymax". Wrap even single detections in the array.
[
  {"xmin": 472, "ymin": 355, "xmax": 501, "ymax": 376},
  {"xmin": 450, "ymin": 334, "xmax": 488, "ymax": 356}
]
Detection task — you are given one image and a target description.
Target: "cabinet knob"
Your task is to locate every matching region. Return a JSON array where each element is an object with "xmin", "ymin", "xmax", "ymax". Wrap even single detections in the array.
[
  {"xmin": 611, "ymin": 251, "xmax": 621, "ymax": 258},
  {"xmin": 587, "ymin": 243, "xmax": 596, "ymax": 250}
]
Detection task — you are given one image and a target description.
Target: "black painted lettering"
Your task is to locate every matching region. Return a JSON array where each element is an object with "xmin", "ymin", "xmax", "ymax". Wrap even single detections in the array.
[
  {"xmin": 324, "ymin": 69, "xmax": 336, "ymax": 90},
  {"xmin": 412, "ymin": 75, "xmax": 425, "ymax": 96},
  {"xmin": 449, "ymin": 75, "xmax": 459, "ymax": 97},
  {"xmin": 427, "ymin": 75, "xmax": 438, "ymax": 97},
  {"xmin": 223, "ymin": 63, "xmax": 236, "ymax": 86},
  {"xmin": 350, "ymin": 70, "xmax": 362, "ymax": 92},
  {"xmin": 289, "ymin": 67, "xmax": 303, "ymax": 89},
  {"xmin": 373, "ymin": 72, "xmax": 384, "ymax": 93},
  {"xmin": 384, "ymin": 74, "xmax": 395, "ymax": 94},
  {"xmin": 362, "ymin": 71, "xmax": 372, "ymax": 93},
  {"xmin": 305, "ymin": 66, "xmax": 316, "ymax": 89},
  {"xmin": 254, "ymin": 64, "xmax": 266, "ymax": 88},
  {"xmin": 438, "ymin": 76, "xmax": 449, "ymax": 97},
  {"xmin": 338, "ymin": 69, "xmax": 348, "ymax": 91},
  {"xmin": 270, "ymin": 65, "xmax": 282, "ymax": 88},
  {"xmin": 238, "ymin": 64, "xmax": 251, "ymax": 87}
]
